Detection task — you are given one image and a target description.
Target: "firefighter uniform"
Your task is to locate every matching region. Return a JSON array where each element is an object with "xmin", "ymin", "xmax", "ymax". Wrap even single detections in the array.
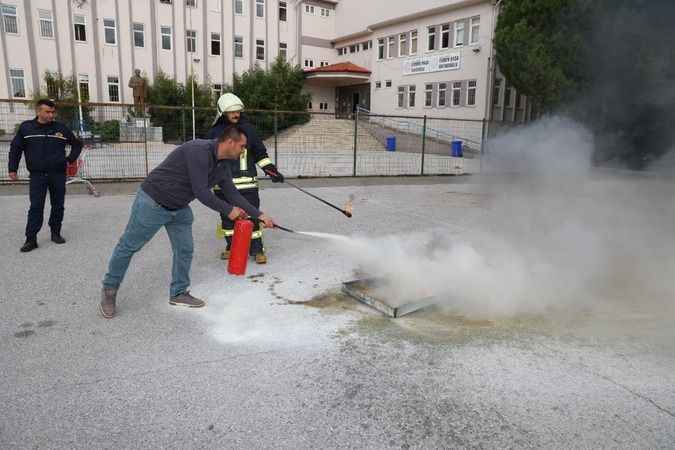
[
  {"xmin": 208, "ymin": 115, "xmax": 276, "ymax": 259},
  {"xmin": 8, "ymin": 118, "xmax": 82, "ymax": 244}
]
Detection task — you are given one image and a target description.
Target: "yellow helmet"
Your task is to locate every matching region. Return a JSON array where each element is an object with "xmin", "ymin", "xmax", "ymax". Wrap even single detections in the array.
[{"xmin": 216, "ymin": 93, "xmax": 244, "ymax": 115}]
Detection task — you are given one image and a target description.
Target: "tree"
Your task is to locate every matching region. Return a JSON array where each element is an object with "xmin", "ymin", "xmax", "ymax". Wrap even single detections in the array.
[{"xmin": 494, "ymin": 0, "xmax": 589, "ymax": 111}]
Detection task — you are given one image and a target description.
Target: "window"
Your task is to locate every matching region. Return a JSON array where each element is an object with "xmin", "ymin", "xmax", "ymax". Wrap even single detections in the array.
[
  {"xmin": 397, "ymin": 86, "xmax": 406, "ymax": 108},
  {"xmin": 107, "ymin": 76, "xmax": 120, "ymax": 102},
  {"xmin": 493, "ymin": 79, "xmax": 502, "ymax": 106},
  {"xmin": 441, "ymin": 24, "xmax": 450, "ymax": 49},
  {"xmin": 349, "ymin": 44, "xmax": 356, "ymax": 53},
  {"xmin": 470, "ymin": 16, "xmax": 480, "ymax": 44},
  {"xmin": 186, "ymin": 29, "xmax": 196, "ymax": 53},
  {"xmin": 427, "ymin": 26, "xmax": 436, "ymax": 51},
  {"xmin": 377, "ymin": 38, "xmax": 385, "ymax": 59},
  {"xmin": 438, "ymin": 83, "xmax": 447, "ymax": 107},
  {"xmin": 9, "ymin": 69, "xmax": 25, "ymax": 97},
  {"xmin": 424, "ymin": 83, "xmax": 433, "ymax": 107},
  {"xmin": 234, "ymin": 0, "xmax": 243, "ymax": 15},
  {"xmin": 399, "ymin": 33, "xmax": 407, "ymax": 57},
  {"xmin": 213, "ymin": 83, "xmax": 223, "ymax": 101},
  {"xmin": 452, "ymin": 81, "xmax": 461, "ymax": 106},
  {"xmin": 320, "ymin": 8, "xmax": 329, "ymax": 17},
  {"xmin": 319, "ymin": 102, "xmax": 328, "ymax": 110},
  {"xmin": 387, "ymin": 36, "xmax": 395, "ymax": 58},
  {"xmin": 454, "ymin": 22, "xmax": 465, "ymax": 47},
  {"xmin": 410, "ymin": 30, "xmax": 417, "ymax": 54},
  {"xmin": 308, "ymin": 101, "xmax": 312, "ymax": 109},
  {"xmin": 337, "ymin": 48, "xmax": 343, "ymax": 56},
  {"xmin": 320, "ymin": 61, "xmax": 328, "ymax": 67},
  {"xmin": 304, "ymin": 5, "xmax": 314, "ymax": 14},
  {"xmin": 234, "ymin": 35, "xmax": 243, "ymax": 57},
  {"xmin": 256, "ymin": 0, "xmax": 264, "ymax": 18},
  {"xmin": 279, "ymin": 42, "xmax": 287, "ymax": 60},
  {"xmin": 256, "ymin": 39, "xmax": 265, "ymax": 60},
  {"xmin": 375, "ymin": 81, "xmax": 381, "ymax": 89},
  {"xmin": 159, "ymin": 0, "xmax": 172, "ymax": 4},
  {"xmin": 211, "ymin": 32, "xmax": 221, "ymax": 55},
  {"xmin": 133, "ymin": 23, "xmax": 144, "ymax": 48},
  {"xmin": 186, "ymin": 0, "xmax": 196, "ymax": 7},
  {"xmin": 279, "ymin": 1, "xmax": 287, "ymax": 21},
  {"xmin": 47, "ymin": 77, "xmax": 59, "ymax": 98},
  {"xmin": 468, "ymin": 80, "xmax": 477, "ymax": 106},
  {"xmin": 79, "ymin": 74, "xmax": 89, "ymax": 102},
  {"xmin": 39, "ymin": 10, "xmax": 54, "ymax": 38},
  {"xmin": 385, "ymin": 80, "xmax": 392, "ymax": 88},
  {"xmin": 408, "ymin": 85, "xmax": 416, "ymax": 107},
  {"xmin": 304, "ymin": 59, "xmax": 314, "ymax": 68},
  {"xmin": 1, "ymin": 4, "xmax": 18, "ymax": 34},
  {"xmin": 104, "ymin": 19, "xmax": 117, "ymax": 45},
  {"xmin": 161, "ymin": 26, "xmax": 172, "ymax": 50},
  {"xmin": 504, "ymin": 83, "xmax": 512, "ymax": 107},
  {"xmin": 362, "ymin": 41, "xmax": 368, "ymax": 51},
  {"xmin": 74, "ymin": 15, "xmax": 86, "ymax": 41}
]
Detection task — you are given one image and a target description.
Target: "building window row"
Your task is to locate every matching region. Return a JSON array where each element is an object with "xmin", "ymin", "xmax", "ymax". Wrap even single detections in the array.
[
  {"xmin": 427, "ymin": 16, "xmax": 479, "ymax": 52},
  {"xmin": 305, "ymin": 4, "xmax": 330, "ymax": 16},
  {"xmin": 413, "ymin": 80, "xmax": 477, "ymax": 108},
  {"xmin": 337, "ymin": 40, "xmax": 371, "ymax": 56},
  {"xmin": 377, "ymin": 30, "xmax": 417, "ymax": 60}
]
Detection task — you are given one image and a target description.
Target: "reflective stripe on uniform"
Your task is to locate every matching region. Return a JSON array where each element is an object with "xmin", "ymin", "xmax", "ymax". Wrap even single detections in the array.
[
  {"xmin": 257, "ymin": 158, "xmax": 273, "ymax": 168},
  {"xmin": 24, "ymin": 134, "xmax": 68, "ymax": 141},
  {"xmin": 233, "ymin": 182, "xmax": 257, "ymax": 190},
  {"xmin": 233, "ymin": 176, "xmax": 256, "ymax": 184},
  {"xmin": 239, "ymin": 148, "xmax": 248, "ymax": 171}
]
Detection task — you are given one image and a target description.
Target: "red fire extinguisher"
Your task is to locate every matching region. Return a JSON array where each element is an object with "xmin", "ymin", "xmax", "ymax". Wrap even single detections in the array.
[{"xmin": 228, "ymin": 219, "xmax": 253, "ymax": 275}]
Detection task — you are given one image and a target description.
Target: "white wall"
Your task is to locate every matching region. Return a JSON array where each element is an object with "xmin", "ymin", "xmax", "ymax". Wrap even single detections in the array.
[{"xmin": 305, "ymin": 84, "xmax": 335, "ymax": 113}]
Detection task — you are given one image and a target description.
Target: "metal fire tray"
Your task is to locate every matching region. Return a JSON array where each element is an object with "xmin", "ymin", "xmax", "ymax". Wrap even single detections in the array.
[{"xmin": 341, "ymin": 277, "xmax": 432, "ymax": 318}]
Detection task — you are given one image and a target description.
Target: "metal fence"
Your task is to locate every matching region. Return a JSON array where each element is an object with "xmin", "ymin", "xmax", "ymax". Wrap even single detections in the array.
[{"xmin": 0, "ymin": 99, "xmax": 484, "ymax": 182}]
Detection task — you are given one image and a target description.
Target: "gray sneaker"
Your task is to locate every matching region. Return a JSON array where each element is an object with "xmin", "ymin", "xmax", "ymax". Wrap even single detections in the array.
[
  {"xmin": 169, "ymin": 292, "xmax": 205, "ymax": 308},
  {"xmin": 99, "ymin": 288, "xmax": 117, "ymax": 319}
]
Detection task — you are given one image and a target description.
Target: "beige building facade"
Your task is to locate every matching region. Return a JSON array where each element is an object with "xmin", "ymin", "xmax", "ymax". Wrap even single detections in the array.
[{"xmin": 0, "ymin": 0, "xmax": 524, "ymax": 123}]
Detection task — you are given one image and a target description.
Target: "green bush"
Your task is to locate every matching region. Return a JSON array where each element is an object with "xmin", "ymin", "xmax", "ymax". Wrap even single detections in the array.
[{"xmin": 91, "ymin": 120, "xmax": 120, "ymax": 142}]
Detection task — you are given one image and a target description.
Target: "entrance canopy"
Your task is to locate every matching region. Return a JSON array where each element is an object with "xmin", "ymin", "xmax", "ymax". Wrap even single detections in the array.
[{"xmin": 303, "ymin": 62, "xmax": 371, "ymax": 87}]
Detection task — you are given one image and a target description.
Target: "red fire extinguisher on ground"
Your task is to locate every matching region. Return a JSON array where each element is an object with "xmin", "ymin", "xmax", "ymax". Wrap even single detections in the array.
[{"xmin": 228, "ymin": 219, "xmax": 253, "ymax": 275}]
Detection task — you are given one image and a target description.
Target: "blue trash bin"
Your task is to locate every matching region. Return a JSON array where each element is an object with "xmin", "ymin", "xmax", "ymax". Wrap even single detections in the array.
[
  {"xmin": 451, "ymin": 140, "xmax": 463, "ymax": 157},
  {"xmin": 386, "ymin": 136, "xmax": 396, "ymax": 151}
]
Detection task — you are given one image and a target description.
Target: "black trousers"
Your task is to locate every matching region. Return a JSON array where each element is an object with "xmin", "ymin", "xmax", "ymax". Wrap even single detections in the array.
[
  {"xmin": 26, "ymin": 171, "xmax": 66, "ymax": 239},
  {"xmin": 214, "ymin": 188, "xmax": 264, "ymax": 254}
]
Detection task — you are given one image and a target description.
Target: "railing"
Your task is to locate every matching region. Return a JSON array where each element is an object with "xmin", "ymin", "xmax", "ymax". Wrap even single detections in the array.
[{"xmin": 0, "ymin": 99, "xmax": 484, "ymax": 181}]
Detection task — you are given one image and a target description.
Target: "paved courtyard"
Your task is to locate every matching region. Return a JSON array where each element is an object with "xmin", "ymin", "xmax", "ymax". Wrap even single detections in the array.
[{"xmin": 1, "ymin": 176, "xmax": 674, "ymax": 449}]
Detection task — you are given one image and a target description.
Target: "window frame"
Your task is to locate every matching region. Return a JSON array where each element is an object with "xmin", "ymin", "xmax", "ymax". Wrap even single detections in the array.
[
  {"xmin": 385, "ymin": 80, "xmax": 392, "ymax": 88},
  {"xmin": 279, "ymin": 1, "xmax": 287, "ymax": 21},
  {"xmin": 424, "ymin": 83, "xmax": 433, "ymax": 107},
  {"xmin": 1, "ymin": 4, "xmax": 19, "ymax": 35},
  {"xmin": 438, "ymin": 82, "xmax": 447, "ymax": 107},
  {"xmin": 427, "ymin": 26, "xmax": 436, "ymax": 51},
  {"xmin": 467, "ymin": 80, "xmax": 477, "ymax": 106},
  {"xmin": 399, "ymin": 33, "xmax": 408, "ymax": 57},
  {"xmin": 160, "ymin": 25, "xmax": 172, "ymax": 50},
  {"xmin": 451, "ymin": 81, "xmax": 462, "ymax": 107},
  {"xmin": 73, "ymin": 14, "xmax": 87, "ymax": 42},
  {"xmin": 454, "ymin": 22, "xmax": 465, "ymax": 47},
  {"xmin": 256, "ymin": 38, "xmax": 265, "ymax": 60},
  {"xmin": 186, "ymin": 0, "xmax": 197, "ymax": 8},
  {"xmin": 78, "ymin": 74, "xmax": 90, "ymax": 102},
  {"xmin": 103, "ymin": 18, "xmax": 117, "ymax": 46},
  {"xmin": 186, "ymin": 29, "xmax": 197, "ymax": 53},
  {"xmin": 279, "ymin": 41, "xmax": 287, "ymax": 60},
  {"xmin": 9, "ymin": 68, "xmax": 26, "ymax": 98},
  {"xmin": 133, "ymin": 22, "xmax": 145, "ymax": 48},
  {"xmin": 387, "ymin": 35, "xmax": 395, "ymax": 59},
  {"xmin": 410, "ymin": 30, "xmax": 417, "ymax": 54},
  {"xmin": 38, "ymin": 9, "xmax": 54, "ymax": 39},
  {"xmin": 234, "ymin": 35, "xmax": 243, "ymax": 58},
  {"xmin": 377, "ymin": 38, "xmax": 385, "ymax": 60},
  {"xmin": 211, "ymin": 32, "xmax": 221, "ymax": 55},
  {"xmin": 375, "ymin": 81, "xmax": 381, "ymax": 89},
  {"xmin": 440, "ymin": 24, "xmax": 450, "ymax": 49},
  {"xmin": 234, "ymin": 0, "xmax": 244, "ymax": 15},
  {"xmin": 470, "ymin": 16, "xmax": 480, "ymax": 45},
  {"xmin": 255, "ymin": 0, "xmax": 264, "ymax": 18},
  {"xmin": 408, "ymin": 85, "xmax": 416, "ymax": 108},
  {"xmin": 107, "ymin": 76, "xmax": 120, "ymax": 103},
  {"xmin": 397, "ymin": 86, "xmax": 406, "ymax": 108}
]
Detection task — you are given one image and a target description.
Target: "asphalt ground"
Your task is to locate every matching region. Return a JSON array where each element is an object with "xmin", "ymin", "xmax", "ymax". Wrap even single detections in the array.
[{"xmin": 1, "ymin": 176, "xmax": 674, "ymax": 449}]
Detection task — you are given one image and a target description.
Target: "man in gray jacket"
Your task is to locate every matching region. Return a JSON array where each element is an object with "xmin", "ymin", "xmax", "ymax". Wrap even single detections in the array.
[{"xmin": 100, "ymin": 125, "xmax": 274, "ymax": 319}]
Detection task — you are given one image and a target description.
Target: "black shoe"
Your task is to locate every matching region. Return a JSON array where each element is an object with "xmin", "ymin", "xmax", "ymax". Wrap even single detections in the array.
[
  {"xmin": 51, "ymin": 233, "xmax": 66, "ymax": 244},
  {"xmin": 20, "ymin": 239, "xmax": 38, "ymax": 252}
]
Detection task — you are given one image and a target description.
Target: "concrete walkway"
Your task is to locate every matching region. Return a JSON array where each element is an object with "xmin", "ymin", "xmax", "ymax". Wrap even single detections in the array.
[{"xmin": 1, "ymin": 177, "xmax": 674, "ymax": 449}]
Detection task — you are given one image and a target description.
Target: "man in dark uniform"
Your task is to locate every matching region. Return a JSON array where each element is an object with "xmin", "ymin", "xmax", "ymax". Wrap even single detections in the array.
[
  {"xmin": 208, "ymin": 93, "xmax": 284, "ymax": 264},
  {"xmin": 8, "ymin": 99, "xmax": 83, "ymax": 252}
]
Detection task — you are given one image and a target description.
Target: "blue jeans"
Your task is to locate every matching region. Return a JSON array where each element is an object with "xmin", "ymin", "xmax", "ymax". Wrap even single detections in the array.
[{"xmin": 102, "ymin": 188, "xmax": 194, "ymax": 298}]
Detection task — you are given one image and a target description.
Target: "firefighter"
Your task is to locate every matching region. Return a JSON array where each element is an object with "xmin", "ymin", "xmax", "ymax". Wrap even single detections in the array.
[
  {"xmin": 8, "ymin": 98, "xmax": 83, "ymax": 252},
  {"xmin": 208, "ymin": 93, "xmax": 284, "ymax": 264}
]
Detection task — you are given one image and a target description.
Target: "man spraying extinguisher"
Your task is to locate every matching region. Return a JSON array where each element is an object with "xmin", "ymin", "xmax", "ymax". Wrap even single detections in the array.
[{"xmin": 208, "ymin": 93, "xmax": 284, "ymax": 265}]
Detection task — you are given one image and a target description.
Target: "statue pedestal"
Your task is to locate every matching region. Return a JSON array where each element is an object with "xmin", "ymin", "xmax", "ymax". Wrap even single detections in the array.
[{"xmin": 119, "ymin": 117, "xmax": 163, "ymax": 143}]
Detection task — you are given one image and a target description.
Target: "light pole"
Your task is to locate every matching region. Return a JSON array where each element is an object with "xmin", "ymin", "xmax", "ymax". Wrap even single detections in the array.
[{"xmin": 191, "ymin": 58, "xmax": 199, "ymax": 140}]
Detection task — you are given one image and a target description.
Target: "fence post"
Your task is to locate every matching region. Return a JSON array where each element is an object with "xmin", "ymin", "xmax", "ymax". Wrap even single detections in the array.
[
  {"xmin": 143, "ymin": 106, "xmax": 149, "ymax": 176},
  {"xmin": 181, "ymin": 108, "xmax": 186, "ymax": 143},
  {"xmin": 273, "ymin": 109, "xmax": 278, "ymax": 166},
  {"xmin": 420, "ymin": 114, "xmax": 427, "ymax": 175},
  {"xmin": 353, "ymin": 108, "xmax": 359, "ymax": 177}
]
